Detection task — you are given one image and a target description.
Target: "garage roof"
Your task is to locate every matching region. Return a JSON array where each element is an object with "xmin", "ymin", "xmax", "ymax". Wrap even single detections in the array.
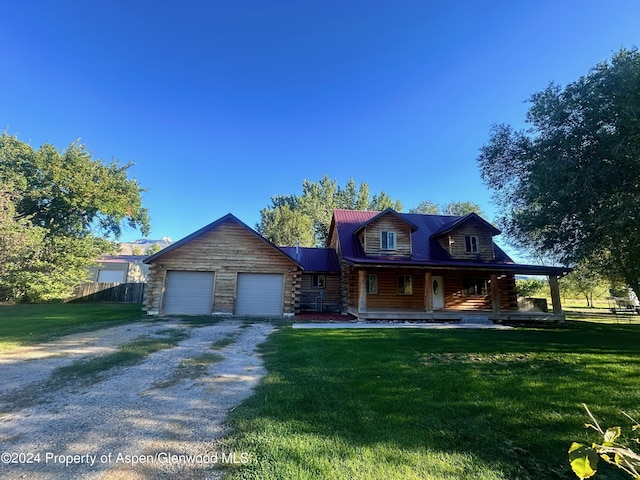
[{"xmin": 143, "ymin": 213, "xmax": 303, "ymax": 268}]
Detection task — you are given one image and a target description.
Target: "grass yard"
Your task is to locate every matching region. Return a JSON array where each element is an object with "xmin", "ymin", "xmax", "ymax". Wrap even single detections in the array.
[
  {"xmin": 0, "ymin": 303, "xmax": 146, "ymax": 352},
  {"xmin": 222, "ymin": 318, "xmax": 640, "ymax": 480}
]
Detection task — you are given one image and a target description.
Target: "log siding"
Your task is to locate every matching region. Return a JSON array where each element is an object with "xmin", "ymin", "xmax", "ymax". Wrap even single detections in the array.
[
  {"xmin": 299, "ymin": 273, "xmax": 341, "ymax": 312},
  {"xmin": 437, "ymin": 218, "xmax": 495, "ymax": 260},
  {"xmin": 363, "ymin": 216, "xmax": 412, "ymax": 257},
  {"xmin": 443, "ymin": 271, "xmax": 517, "ymax": 311},
  {"xmin": 344, "ymin": 267, "xmax": 518, "ymax": 312}
]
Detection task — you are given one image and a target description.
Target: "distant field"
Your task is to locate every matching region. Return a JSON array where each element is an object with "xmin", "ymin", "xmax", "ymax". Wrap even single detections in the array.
[
  {"xmin": 565, "ymin": 307, "xmax": 640, "ymax": 325},
  {"xmin": 0, "ymin": 303, "xmax": 146, "ymax": 352},
  {"xmin": 223, "ymin": 318, "xmax": 637, "ymax": 480}
]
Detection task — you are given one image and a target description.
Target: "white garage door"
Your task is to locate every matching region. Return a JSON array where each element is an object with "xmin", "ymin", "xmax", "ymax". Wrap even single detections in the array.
[
  {"xmin": 236, "ymin": 273, "xmax": 284, "ymax": 316},
  {"xmin": 163, "ymin": 271, "xmax": 215, "ymax": 315}
]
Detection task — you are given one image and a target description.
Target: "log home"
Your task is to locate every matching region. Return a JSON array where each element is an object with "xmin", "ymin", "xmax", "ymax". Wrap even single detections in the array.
[
  {"xmin": 144, "ymin": 209, "xmax": 569, "ymax": 323},
  {"xmin": 328, "ymin": 208, "xmax": 570, "ymax": 322}
]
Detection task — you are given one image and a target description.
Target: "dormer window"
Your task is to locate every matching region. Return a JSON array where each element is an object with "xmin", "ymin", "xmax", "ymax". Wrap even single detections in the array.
[
  {"xmin": 465, "ymin": 235, "xmax": 479, "ymax": 254},
  {"xmin": 381, "ymin": 231, "xmax": 396, "ymax": 250}
]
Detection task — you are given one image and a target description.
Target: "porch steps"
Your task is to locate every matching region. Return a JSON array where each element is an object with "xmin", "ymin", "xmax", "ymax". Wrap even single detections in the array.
[{"xmin": 459, "ymin": 315, "xmax": 493, "ymax": 326}]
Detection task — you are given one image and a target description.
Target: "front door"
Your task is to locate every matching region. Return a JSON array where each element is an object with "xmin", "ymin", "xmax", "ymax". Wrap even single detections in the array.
[{"xmin": 432, "ymin": 276, "xmax": 445, "ymax": 309}]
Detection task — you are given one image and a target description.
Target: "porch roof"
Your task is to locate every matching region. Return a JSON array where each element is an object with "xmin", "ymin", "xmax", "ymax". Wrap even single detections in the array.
[{"xmin": 341, "ymin": 255, "xmax": 570, "ymax": 277}]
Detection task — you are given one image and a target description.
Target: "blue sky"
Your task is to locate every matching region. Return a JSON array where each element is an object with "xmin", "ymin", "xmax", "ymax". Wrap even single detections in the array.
[{"xmin": 2, "ymin": 1, "xmax": 639, "ymax": 254}]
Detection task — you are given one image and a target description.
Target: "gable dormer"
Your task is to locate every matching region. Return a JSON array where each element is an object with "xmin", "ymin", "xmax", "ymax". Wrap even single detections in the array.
[
  {"xmin": 431, "ymin": 213, "xmax": 500, "ymax": 261},
  {"xmin": 353, "ymin": 208, "xmax": 417, "ymax": 257}
]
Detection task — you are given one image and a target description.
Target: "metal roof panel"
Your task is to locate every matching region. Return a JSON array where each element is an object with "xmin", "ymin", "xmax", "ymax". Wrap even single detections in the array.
[
  {"xmin": 279, "ymin": 247, "xmax": 341, "ymax": 272},
  {"xmin": 332, "ymin": 209, "xmax": 516, "ymax": 267}
]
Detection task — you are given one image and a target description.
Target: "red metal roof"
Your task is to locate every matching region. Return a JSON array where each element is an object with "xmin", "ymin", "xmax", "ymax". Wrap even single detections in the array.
[
  {"xmin": 331, "ymin": 209, "xmax": 570, "ymax": 276},
  {"xmin": 352, "ymin": 208, "xmax": 418, "ymax": 235},
  {"xmin": 430, "ymin": 212, "xmax": 501, "ymax": 236}
]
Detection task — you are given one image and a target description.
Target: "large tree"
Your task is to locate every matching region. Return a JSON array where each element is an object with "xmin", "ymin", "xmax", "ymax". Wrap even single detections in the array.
[
  {"xmin": 0, "ymin": 133, "xmax": 150, "ymax": 301},
  {"xmin": 477, "ymin": 48, "xmax": 640, "ymax": 296},
  {"xmin": 258, "ymin": 175, "xmax": 402, "ymax": 247},
  {"xmin": 259, "ymin": 202, "xmax": 314, "ymax": 247}
]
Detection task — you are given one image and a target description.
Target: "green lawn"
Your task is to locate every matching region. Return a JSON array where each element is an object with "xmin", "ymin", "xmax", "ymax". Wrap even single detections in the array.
[
  {"xmin": 0, "ymin": 303, "xmax": 146, "ymax": 351},
  {"xmin": 222, "ymin": 318, "xmax": 639, "ymax": 480}
]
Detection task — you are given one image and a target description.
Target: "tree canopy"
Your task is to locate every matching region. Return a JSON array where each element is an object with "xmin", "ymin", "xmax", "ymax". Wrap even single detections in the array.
[
  {"xmin": 477, "ymin": 48, "xmax": 640, "ymax": 295},
  {"xmin": 258, "ymin": 175, "xmax": 402, "ymax": 247},
  {"xmin": 559, "ymin": 260, "xmax": 612, "ymax": 308},
  {"xmin": 0, "ymin": 133, "xmax": 150, "ymax": 301},
  {"xmin": 409, "ymin": 200, "xmax": 484, "ymax": 217}
]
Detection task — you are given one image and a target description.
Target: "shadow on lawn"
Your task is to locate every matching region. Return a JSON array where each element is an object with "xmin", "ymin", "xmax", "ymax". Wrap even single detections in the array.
[{"xmin": 227, "ymin": 322, "xmax": 640, "ymax": 479}]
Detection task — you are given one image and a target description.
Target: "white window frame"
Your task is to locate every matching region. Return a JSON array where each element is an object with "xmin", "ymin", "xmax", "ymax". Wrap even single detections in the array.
[
  {"xmin": 381, "ymin": 231, "xmax": 396, "ymax": 250},
  {"xmin": 465, "ymin": 235, "xmax": 479, "ymax": 254}
]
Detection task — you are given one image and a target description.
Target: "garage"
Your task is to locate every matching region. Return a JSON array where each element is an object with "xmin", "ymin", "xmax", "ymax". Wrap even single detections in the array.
[
  {"xmin": 236, "ymin": 273, "xmax": 284, "ymax": 316},
  {"xmin": 144, "ymin": 214, "xmax": 302, "ymax": 316},
  {"xmin": 163, "ymin": 271, "xmax": 215, "ymax": 315}
]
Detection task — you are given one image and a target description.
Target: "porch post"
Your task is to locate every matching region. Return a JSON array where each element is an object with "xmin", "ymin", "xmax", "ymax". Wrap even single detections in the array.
[
  {"xmin": 424, "ymin": 271, "xmax": 433, "ymax": 312},
  {"xmin": 358, "ymin": 270, "xmax": 367, "ymax": 313},
  {"xmin": 549, "ymin": 275, "xmax": 562, "ymax": 314},
  {"xmin": 490, "ymin": 274, "xmax": 501, "ymax": 313}
]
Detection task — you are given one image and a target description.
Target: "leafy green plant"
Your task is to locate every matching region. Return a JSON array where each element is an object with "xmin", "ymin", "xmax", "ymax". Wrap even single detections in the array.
[
  {"xmin": 569, "ymin": 403, "xmax": 640, "ymax": 479},
  {"xmin": 515, "ymin": 278, "xmax": 548, "ymax": 298}
]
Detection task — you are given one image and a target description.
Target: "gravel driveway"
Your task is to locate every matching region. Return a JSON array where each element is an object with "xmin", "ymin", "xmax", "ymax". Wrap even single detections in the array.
[{"xmin": 0, "ymin": 318, "xmax": 275, "ymax": 480}]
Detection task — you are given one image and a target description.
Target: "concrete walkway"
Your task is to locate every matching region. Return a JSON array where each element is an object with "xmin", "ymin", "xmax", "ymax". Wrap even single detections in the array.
[{"xmin": 293, "ymin": 322, "xmax": 513, "ymax": 330}]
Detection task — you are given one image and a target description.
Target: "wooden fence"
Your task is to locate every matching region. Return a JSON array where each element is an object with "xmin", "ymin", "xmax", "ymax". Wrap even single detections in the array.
[{"xmin": 71, "ymin": 282, "xmax": 146, "ymax": 304}]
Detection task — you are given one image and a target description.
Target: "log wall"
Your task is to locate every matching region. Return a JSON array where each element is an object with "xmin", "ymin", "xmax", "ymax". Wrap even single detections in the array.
[
  {"xmin": 362, "ymin": 215, "xmax": 412, "ymax": 256},
  {"xmin": 345, "ymin": 267, "xmax": 518, "ymax": 312},
  {"xmin": 346, "ymin": 268, "xmax": 425, "ymax": 309},
  {"xmin": 299, "ymin": 274, "xmax": 341, "ymax": 312},
  {"xmin": 437, "ymin": 218, "xmax": 495, "ymax": 261},
  {"xmin": 442, "ymin": 271, "xmax": 518, "ymax": 311}
]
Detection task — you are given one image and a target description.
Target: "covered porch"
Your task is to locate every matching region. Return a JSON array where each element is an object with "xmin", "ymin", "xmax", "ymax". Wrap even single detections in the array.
[{"xmin": 346, "ymin": 266, "xmax": 570, "ymax": 324}]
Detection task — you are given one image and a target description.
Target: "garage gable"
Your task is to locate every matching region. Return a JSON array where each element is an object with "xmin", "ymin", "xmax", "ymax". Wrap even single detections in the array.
[
  {"xmin": 143, "ymin": 214, "xmax": 303, "ymax": 316},
  {"xmin": 144, "ymin": 213, "xmax": 302, "ymax": 268}
]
